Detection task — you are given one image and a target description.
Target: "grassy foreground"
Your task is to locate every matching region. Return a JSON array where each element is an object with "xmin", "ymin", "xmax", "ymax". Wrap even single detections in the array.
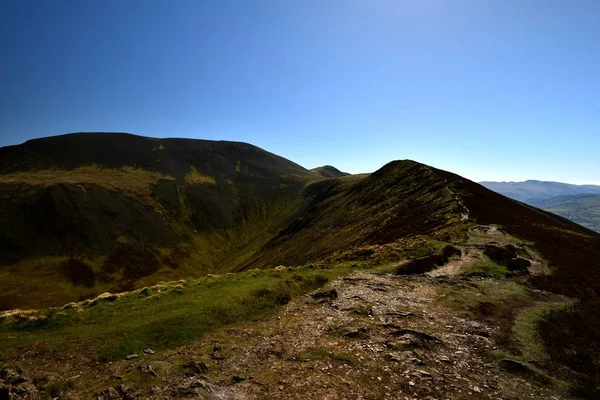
[{"xmin": 0, "ymin": 264, "xmax": 360, "ymax": 362}]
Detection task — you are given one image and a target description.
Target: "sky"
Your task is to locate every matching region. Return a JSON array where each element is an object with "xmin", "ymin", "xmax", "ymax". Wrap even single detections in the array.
[{"xmin": 1, "ymin": 0, "xmax": 599, "ymax": 184}]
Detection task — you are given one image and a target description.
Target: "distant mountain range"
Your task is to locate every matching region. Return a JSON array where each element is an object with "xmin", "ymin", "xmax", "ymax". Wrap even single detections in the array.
[{"xmin": 480, "ymin": 180, "xmax": 600, "ymax": 232}]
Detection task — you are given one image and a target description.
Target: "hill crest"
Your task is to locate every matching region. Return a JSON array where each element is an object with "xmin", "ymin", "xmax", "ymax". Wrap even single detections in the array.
[
  {"xmin": 310, "ymin": 165, "xmax": 350, "ymax": 179},
  {"xmin": 0, "ymin": 132, "xmax": 313, "ymax": 180}
]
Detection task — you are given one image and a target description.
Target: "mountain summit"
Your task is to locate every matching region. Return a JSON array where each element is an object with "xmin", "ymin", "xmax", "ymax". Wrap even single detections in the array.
[{"xmin": 309, "ymin": 165, "xmax": 350, "ymax": 179}]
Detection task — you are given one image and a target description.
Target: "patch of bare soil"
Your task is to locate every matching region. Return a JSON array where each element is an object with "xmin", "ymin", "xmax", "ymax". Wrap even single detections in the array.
[{"xmin": 426, "ymin": 246, "xmax": 482, "ymax": 277}]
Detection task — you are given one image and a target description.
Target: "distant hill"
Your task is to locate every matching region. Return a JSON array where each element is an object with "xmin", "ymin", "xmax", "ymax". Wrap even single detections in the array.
[
  {"xmin": 480, "ymin": 180, "xmax": 600, "ymax": 204},
  {"xmin": 480, "ymin": 180, "xmax": 600, "ymax": 232},
  {"xmin": 309, "ymin": 165, "xmax": 350, "ymax": 179}
]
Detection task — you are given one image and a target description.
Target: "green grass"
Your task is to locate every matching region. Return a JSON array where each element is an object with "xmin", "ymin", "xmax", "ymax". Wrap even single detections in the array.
[
  {"xmin": 0, "ymin": 165, "xmax": 174, "ymax": 196},
  {"xmin": 297, "ymin": 347, "xmax": 356, "ymax": 365},
  {"xmin": 298, "ymin": 348, "xmax": 330, "ymax": 361},
  {"xmin": 467, "ymin": 258, "xmax": 510, "ymax": 278},
  {"xmin": 375, "ymin": 235, "xmax": 451, "ymax": 264},
  {"xmin": 184, "ymin": 165, "xmax": 216, "ymax": 186},
  {"xmin": 436, "ymin": 280, "xmax": 529, "ymax": 311},
  {"xmin": 405, "ymin": 237, "xmax": 449, "ymax": 259},
  {"xmin": 513, "ymin": 302, "xmax": 572, "ymax": 363},
  {"xmin": 0, "ymin": 264, "xmax": 355, "ymax": 362}
]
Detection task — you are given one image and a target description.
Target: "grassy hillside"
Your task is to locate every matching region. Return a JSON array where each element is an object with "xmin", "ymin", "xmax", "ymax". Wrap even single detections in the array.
[
  {"xmin": 3, "ymin": 136, "xmax": 599, "ymax": 314},
  {"xmin": 0, "ymin": 265, "xmax": 348, "ymax": 363},
  {"xmin": 0, "ymin": 132, "xmax": 311, "ymax": 178}
]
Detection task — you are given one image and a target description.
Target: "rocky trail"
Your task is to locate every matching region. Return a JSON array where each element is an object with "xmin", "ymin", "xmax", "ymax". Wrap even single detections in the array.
[
  {"xmin": 1, "ymin": 229, "xmax": 573, "ymax": 399},
  {"xmin": 96, "ymin": 265, "xmax": 572, "ymax": 399},
  {"xmin": 165, "ymin": 271, "xmax": 567, "ymax": 400}
]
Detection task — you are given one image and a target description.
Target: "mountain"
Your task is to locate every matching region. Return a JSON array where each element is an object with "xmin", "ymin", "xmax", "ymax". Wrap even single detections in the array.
[
  {"xmin": 0, "ymin": 132, "xmax": 316, "ymax": 309},
  {"xmin": 1, "ymin": 133, "xmax": 600, "ymax": 398},
  {"xmin": 247, "ymin": 161, "xmax": 466, "ymax": 268},
  {"xmin": 480, "ymin": 180, "xmax": 600, "ymax": 204},
  {"xmin": 309, "ymin": 165, "xmax": 350, "ymax": 179}
]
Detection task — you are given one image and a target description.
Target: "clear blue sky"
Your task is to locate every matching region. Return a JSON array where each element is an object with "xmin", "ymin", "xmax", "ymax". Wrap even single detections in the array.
[{"xmin": 1, "ymin": 0, "xmax": 599, "ymax": 183}]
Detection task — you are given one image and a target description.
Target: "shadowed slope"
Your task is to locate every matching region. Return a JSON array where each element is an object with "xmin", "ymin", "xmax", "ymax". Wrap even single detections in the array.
[
  {"xmin": 0, "ymin": 133, "xmax": 314, "ymax": 262},
  {"xmin": 246, "ymin": 160, "xmax": 600, "ymax": 300}
]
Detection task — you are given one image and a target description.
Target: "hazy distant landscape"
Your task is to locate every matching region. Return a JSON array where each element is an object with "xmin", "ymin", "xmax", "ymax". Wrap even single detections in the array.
[{"xmin": 481, "ymin": 181, "xmax": 600, "ymax": 232}]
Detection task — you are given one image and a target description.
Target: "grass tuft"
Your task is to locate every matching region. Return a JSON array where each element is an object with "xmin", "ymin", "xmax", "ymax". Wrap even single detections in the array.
[
  {"xmin": 468, "ymin": 259, "xmax": 510, "ymax": 278},
  {"xmin": 185, "ymin": 165, "xmax": 216, "ymax": 185}
]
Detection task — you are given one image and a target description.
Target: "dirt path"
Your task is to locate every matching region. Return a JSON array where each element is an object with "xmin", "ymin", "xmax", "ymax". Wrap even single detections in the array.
[
  {"xmin": 132, "ymin": 270, "xmax": 571, "ymax": 400},
  {"xmin": 426, "ymin": 246, "xmax": 483, "ymax": 277}
]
